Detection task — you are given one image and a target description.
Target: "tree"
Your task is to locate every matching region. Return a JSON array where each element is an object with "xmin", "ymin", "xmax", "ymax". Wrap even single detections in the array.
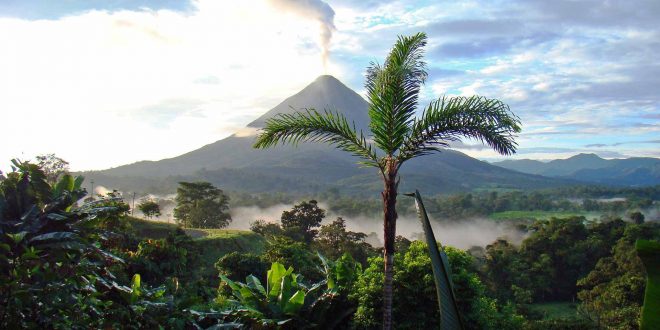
[
  {"xmin": 138, "ymin": 199, "xmax": 161, "ymax": 219},
  {"xmin": 0, "ymin": 160, "xmax": 178, "ymax": 328},
  {"xmin": 577, "ymin": 223, "xmax": 656, "ymax": 328},
  {"xmin": 280, "ymin": 200, "xmax": 325, "ymax": 243},
  {"xmin": 173, "ymin": 181, "xmax": 231, "ymax": 228},
  {"xmin": 35, "ymin": 153, "xmax": 70, "ymax": 185},
  {"xmin": 317, "ymin": 217, "xmax": 372, "ymax": 264},
  {"xmin": 350, "ymin": 241, "xmax": 524, "ymax": 329},
  {"xmin": 629, "ymin": 211, "xmax": 645, "ymax": 224},
  {"xmin": 250, "ymin": 219, "xmax": 284, "ymax": 237},
  {"xmin": 254, "ymin": 32, "xmax": 520, "ymax": 328}
]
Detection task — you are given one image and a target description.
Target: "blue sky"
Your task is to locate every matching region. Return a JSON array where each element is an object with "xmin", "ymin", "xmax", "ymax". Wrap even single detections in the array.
[{"xmin": 1, "ymin": 0, "xmax": 658, "ymax": 170}]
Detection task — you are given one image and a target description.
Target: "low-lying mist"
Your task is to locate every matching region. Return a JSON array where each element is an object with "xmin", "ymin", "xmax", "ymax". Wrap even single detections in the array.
[
  {"xmin": 104, "ymin": 188, "xmax": 655, "ymax": 249},
  {"xmin": 226, "ymin": 203, "xmax": 527, "ymax": 249}
]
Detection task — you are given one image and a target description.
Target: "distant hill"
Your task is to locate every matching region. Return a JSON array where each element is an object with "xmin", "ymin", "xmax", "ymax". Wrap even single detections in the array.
[
  {"xmin": 80, "ymin": 75, "xmax": 567, "ymax": 195},
  {"xmin": 493, "ymin": 154, "xmax": 660, "ymax": 186}
]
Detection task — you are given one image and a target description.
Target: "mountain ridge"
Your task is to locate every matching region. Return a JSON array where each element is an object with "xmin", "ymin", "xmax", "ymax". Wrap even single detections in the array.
[
  {"xmin": 80, "ymin": 75, "xmax": 571, "ymax": 195},
  {"xmin": 493, "ymin": 153, "xmax": 660, "ymax": 186}
]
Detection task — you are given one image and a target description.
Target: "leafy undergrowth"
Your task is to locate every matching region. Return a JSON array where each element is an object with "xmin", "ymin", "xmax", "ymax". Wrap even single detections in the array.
[
  {"xmin": 527, "ymin": 302, "xmax": 581, "ymax": 320},
  {"xmin": 128, "ymin": 217, "xmax": 180, "ymax": 239},
  {"xmin": 194, "ymin": 229, "xmax": 266, "ymax": 270},
  {"xmin": 127, "ymin": 217, "xmax": 266, "ymax": 277}
]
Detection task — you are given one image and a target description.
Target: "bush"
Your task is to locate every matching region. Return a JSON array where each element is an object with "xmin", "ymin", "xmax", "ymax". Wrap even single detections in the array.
[
  {"xmin": 215, "ymin": 251, "xmax": 268, "ymax": 282},
  {"xmin": 350, "ymin": 241, "xmax": 524, "ymax": 329},
  {"xmin": 128, "ymin": 228, "xmax": 197, "ymax": 283},
  {"xmin": 263, "ymin": 236, "xmax": 323, "ymax": 282}
]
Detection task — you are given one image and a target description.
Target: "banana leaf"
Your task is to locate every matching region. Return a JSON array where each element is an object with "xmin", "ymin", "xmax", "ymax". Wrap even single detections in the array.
[
  {"xmin": 636, "ymin": 239, "xmax": 660, "ymax": 330},
  {"xmin": 406, "ymin": 190, "xmax": 464, "ymax": 330}
]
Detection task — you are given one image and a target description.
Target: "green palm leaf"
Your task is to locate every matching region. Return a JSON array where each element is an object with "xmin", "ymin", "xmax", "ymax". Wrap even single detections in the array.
[
  {"xmin": 406, "ymin": 190, "xmax": 464, "ymax": 330},
  {"xmin": 636, "ymin": 239, "xmax": 660, "ymax": 330},
  {"xmin": 254, "ymin": 32, "xmax": 520, "ymax": 330},
  {"xmin": 366, "ymin": 32, "xmax": 427, "ymax": 155},
  {"xmin": 253, "ymin": 109, "xmax": 380, "ymax": 168},
  {"xmin": 399, "ymin": 95, "xmax": 521, "ymax": 163}
]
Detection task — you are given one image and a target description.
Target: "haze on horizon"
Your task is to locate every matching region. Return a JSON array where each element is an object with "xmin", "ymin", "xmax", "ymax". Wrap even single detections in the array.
[{"xmin": 1, "ymin": 0, "xmax": 658, "ymax": 172}]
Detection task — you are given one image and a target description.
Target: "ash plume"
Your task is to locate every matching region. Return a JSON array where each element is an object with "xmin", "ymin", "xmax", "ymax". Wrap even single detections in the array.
[{"xmin": 269, "ymin": 0, "xmax": 336, "ymax": 72}]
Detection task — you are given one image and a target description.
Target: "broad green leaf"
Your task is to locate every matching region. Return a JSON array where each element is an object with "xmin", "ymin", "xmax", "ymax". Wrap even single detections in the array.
[
  {"xmin": 317, "ymin": 252, "xmax": 330, "ymax": 272},
  {"xmin": 8, "ymin": 232, "xmax": 27, "ymax": 244},
  {"xmin": 21, "ymin": 247, "xmax": 39, "ymax": 260},
  {"xmin": 407, "ymin": 190, "xmax": 464, "ymax": 330},
  {"xmin": 239, "ymin": 286, "xmax": 258, "ymax": 307},
  {"xmin": 73, "ymin": 175, "xmax": 85, "ymax": 191},
  {"xmin": 246, "ymin": 274, "xmax": 266, "ymax": 295},
  {"xmin": 283, "ymin": 290, "xmax": 305, "ymax": 314},
  {"xmin": 130, "ymin": 274, "xmax": 142, "ymax": 304},
  {"xmin": 220, "ymin": 274, "xmax": 241, "ymax": 292},
  {"xmin": 636, "ymin": 239, "xmax": 660, "ymax": 330},
  {"xmin": 267, "ymin": 262, "xmax": 286, "ymax": 299},
  {"xmin": 46, "ymin": 213, "xmax": 68, "ymax": 221},
  {"xmin": 30, "ymin": 232, "xmax": 78, "ymax": 243},
  {"xmin": 132, "ymin": 274, "xmax": 141, "ymax": 291},
  {"xmin": 279, "ymin": 274, "xmax": 295, "ymax": 308},
  {"xmin": 53, "ymin": 174, "xmax": 73, "ymax": 197}
]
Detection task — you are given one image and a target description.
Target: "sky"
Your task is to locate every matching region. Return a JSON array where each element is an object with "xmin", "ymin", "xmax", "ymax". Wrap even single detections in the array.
[{"xmin": 1, "ymin": 0, "xmax": 658, "ymax": 171}]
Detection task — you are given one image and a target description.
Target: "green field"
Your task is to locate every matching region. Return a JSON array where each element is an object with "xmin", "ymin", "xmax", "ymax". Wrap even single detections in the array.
[
  {"xmin": 127, "ymin": 217, "xmax": 266, "ymax": 274},
  {"xmin": 489, "ymin": 210, "xmax": 599, "ymax": 222}
]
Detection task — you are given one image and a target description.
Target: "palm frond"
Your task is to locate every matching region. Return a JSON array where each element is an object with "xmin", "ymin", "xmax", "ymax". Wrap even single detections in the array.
[
  {"xmin": 366, "ymin": 32, "xmax": 428, "ymax": 155},
  {"xmin": 253, "ymin": 109, "xmax": 381, "ymax": 168},
  {"xmin": 407, "ymin": 190, "xmax": 465, "ymax": 330},
  {"xmin": 398, "ymin": 95, "xmax": 521, "ymax": 163}
]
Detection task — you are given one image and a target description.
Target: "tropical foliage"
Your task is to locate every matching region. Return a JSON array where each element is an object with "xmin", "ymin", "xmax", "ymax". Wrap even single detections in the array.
[
  {"xmin": 218, "ymin": 257, "xmax": 359, "ymax": 329},
  {"xmin": 1, "ymin": 158, "xmax": 658, "ymax": 328},
  {"xmin": 137, "ymin": 199, "xmax": 161, "ymax": 219},
  {"xmin": 254, "ymin": 32, "xmax": 520, "ymax": 328},
  {"xmin": 0, "ymin": 160, "xmax": 178, "ymax": 328},
  {"xmin": 174, "ymin": 181, "xmax": 231, "ymax": 228}
]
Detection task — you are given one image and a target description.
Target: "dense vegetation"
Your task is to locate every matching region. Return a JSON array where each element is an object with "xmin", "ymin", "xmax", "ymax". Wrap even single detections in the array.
[{"xmin": 2, "ymin": 158, "xmax": 658, "ymax": 329}]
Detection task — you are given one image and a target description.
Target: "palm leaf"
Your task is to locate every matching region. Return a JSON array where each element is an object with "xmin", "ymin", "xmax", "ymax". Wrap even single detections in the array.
[
  {"xmin": 254, "ymin": 109, "xmax": 380, "ymax": 168},
  {"xmin": 406, "ymin": 190, "xmax": 464, "ymax": 330},
  {"xmin": 636, "ymin": 239, "xmax": 660, "ymax": 330},
  {"xmin": 366, "ymin": 32, "xmax": 428, "ymax": 155},
  {"xmin": 399, "ymin": 95, "xmax": 521, "ymax": 163}
]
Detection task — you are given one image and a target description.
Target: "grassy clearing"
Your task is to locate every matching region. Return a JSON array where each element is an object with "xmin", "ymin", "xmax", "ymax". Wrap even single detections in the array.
[
  {"xmin": 127, "ymin": 217, "xmax": 266, "ymax": 273},
  {"xmin": 194, "ymin": 229, "xmax": 266, "ymax": 268},
  {"xmin": 128, "ymin": 217, "xmax": 180, "ymax": 239},
  {"xmin": 489, "ymin": 210, "xmax": 599, "ymax": 222},
  {"xmin": 528, "ymin": 302, "xmax": 581, "ymax": 320}
]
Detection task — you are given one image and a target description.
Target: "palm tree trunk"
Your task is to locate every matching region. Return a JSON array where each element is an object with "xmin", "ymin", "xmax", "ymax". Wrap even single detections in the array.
[{"xmin": 382, "ymin": 162, "xmax": 398, "ymax": 330}]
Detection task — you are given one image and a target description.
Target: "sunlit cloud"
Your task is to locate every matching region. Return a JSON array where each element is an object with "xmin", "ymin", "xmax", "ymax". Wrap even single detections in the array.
[{"xmin": 1, "ymin": 0, "xmax": 658, "ymax": 172}]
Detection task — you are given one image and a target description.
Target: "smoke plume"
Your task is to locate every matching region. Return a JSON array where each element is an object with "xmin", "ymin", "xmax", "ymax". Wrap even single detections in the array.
[{"xmin": 269, "ymin": 0, "xmax": 336, "ymax": 72}]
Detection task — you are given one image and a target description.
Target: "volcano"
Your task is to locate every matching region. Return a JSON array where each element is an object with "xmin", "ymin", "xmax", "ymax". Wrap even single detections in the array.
[{"xmin": 82, "ymin": 75, "xmax": 565, "ymax": 195}]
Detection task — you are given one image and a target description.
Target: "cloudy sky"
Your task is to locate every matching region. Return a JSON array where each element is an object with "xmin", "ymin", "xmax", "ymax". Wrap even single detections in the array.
[{"xmin": 1, "ymin": 0, "xmax": 658, "ymax": 171}]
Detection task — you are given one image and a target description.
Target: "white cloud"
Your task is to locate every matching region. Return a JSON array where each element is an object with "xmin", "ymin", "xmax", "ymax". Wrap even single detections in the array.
[{"xmin": 0, "ymin": 0, "xmax": 337, "ymax": 171}]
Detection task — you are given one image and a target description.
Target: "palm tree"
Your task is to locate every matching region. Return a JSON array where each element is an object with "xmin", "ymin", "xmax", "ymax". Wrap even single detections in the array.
[{"xmin": 254, "ymin": 32, "xmax": 521, "ymax": 329}]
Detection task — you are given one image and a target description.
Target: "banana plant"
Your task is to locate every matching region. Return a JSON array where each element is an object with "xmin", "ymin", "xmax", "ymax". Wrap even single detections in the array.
[
  {"xmin": 0, "ymin": 160, "xmax": 147, "ymax": 327},
  {"xmin": 220, "ymin": 263, "xmax": 311, "ymax": 322},
  {"xmin": 406, "ymin": 190, "xmax": 464, "ymax": 330},
  {"xmin": 219, "ymin": 256, "xmax": 360, "ymax": 329},
  {"xmin": 636, "ymin": 239, "xmax": 660, "ymax": 330}
]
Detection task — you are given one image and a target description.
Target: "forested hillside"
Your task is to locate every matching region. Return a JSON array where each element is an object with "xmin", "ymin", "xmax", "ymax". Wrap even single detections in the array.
[
  {"xmin": 79, "ymin": 76, "xmax": 567, "ymax": 196},
  {"xmin": 3, "ymin": 160, "xmax": 658, "ymax": 328}
]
